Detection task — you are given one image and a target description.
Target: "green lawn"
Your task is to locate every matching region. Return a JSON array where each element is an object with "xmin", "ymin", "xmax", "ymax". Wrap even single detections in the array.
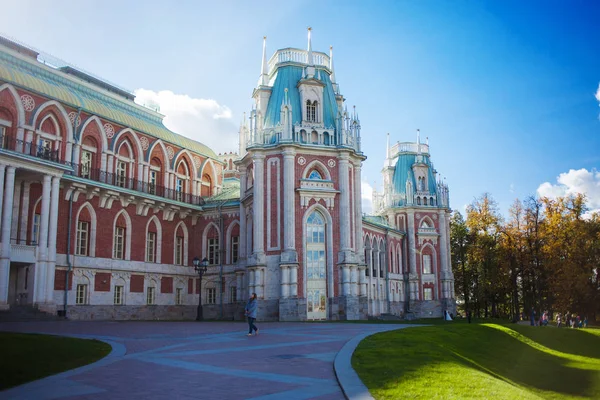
[
  {"xmin": 352, "ymin": 322, "xmax": 600, "ymax": 399},
  {"xmin": 0, "ymin": 332, "xmax": 111, "ymax": 390}
]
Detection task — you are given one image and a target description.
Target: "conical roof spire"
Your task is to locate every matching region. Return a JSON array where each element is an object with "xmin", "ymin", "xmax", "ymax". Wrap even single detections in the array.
[
  {"xmin": 307, "ymin": 27, "xmax": 314, "ymax": 65},
  {"xmin": 329, "ymin": 45, "xmax": 336, "ymax": 82},
  {"xmin": 259, "ymin": 36, "xmax": 268, "ymax": 86}
]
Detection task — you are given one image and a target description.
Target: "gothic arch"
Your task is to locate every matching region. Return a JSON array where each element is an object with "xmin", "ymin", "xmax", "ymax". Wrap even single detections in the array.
[
  {"xmin": 147, "ymin": 139, "xmax": 170, "ymax": 169},
  {"xmin": 225, "ymin": 220, "xmax": 240, "ymax": 265},
  {"xmin": 419, "ymin": 215, "xmax": 435, "ymax": 229},
  {"xmin": 174, "ymin": 221, "xmax": 189, "ymax": 266},
  {"xmin": 0, "ymin": 83, "xmax": 25, "ymax": 125},
  {"xmin": 302, "ymin": 203, "xmax": 334, "ymax": 299},
  {"xmin": 420, "ymin": 242, "xmax": 438, "ymax": 275},
  {"xmin": 302, "ymin": 159, "xmax": 331, "ymax": 180},
  {"xmin": 75, "ymin": 201, "xmax": 97, "ymax": 257},
  {"xmin": 78, "ymin": 115, "xmax": 108, "ymax": 152},
  {"xmin": 113, "ymin": 209, "xmax": 132, "ymax": 260},
  {"xmin": 111, "ymin": 128, "xmax": 144, "ymax": 159},
  {"xmin": 31, "ymin": 100, "xmax": 73, "ymax": 142},
  {"xmin": 145, "ymin": 215, "xmax": 162, "ymax": 263}
]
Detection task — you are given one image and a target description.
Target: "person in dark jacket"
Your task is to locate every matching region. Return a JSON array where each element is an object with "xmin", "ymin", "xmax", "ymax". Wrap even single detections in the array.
[{"xmin": 244, "ymin": 293, "xmax": 259, "ymax": 336}]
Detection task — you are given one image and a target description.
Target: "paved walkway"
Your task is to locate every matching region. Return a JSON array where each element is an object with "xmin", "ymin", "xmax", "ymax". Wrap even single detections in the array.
[{"xmin": 0, "ymin": 321, "xmax": 412, "ymax": 400}]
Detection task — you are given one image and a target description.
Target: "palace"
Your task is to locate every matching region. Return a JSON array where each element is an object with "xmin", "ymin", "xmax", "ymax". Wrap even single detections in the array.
[{"xmin": 0, "ymin": 31, "xmax": 454, "ymax": 321}]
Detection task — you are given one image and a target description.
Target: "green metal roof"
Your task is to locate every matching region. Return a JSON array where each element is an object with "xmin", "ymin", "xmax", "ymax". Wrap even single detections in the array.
[{"xmin": 0, "ymin": 49, "xmax": 218, "ymax": 160}]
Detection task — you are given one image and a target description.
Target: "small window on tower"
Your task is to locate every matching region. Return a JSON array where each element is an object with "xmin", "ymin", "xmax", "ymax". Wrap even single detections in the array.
[{"xmin": 306, "ymin": 100, "xmax": 317, "ymax": 123}]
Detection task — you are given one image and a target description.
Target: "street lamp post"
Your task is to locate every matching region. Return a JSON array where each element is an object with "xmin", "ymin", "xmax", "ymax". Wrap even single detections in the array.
[{"xmin": 193, "ymin": 256, "xmax": 209, "ymax": 321}]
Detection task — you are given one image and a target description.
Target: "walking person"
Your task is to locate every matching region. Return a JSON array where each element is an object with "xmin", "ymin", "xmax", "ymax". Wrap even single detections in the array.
[{"xmin": 245, "ymin": 292, "xmax": 259, "ymax": 336}]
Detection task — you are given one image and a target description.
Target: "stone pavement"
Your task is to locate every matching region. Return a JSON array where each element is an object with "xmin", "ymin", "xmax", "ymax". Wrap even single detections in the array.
[{"xmin": 0, "ymin": 321, "xmax": 413, "ymax": 400}]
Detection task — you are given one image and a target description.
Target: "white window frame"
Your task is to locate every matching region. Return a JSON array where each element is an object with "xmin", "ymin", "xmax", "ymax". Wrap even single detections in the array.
[
  {"xmin": 76, "ymin": 221, "xmax": 89, "ymax": 256},
  {"xmin": 424, "ymin": 287, "xmax": 433, "ymax": 301},
  {"xmin": 230, "ymin": 286, "xmax": 237, "ymax": 303},
  {"xmin": 113, "ymin": 226, "xmax": 125, "ymax": 259},
  {"xmin": 149, "ymin": 169, "xmax": 157, "ymax": 195},
  {"xmin": 231, "ymin": 236, "xmax": 239, "ymax": 264},
  {"xmin": 81, "ymin": 150, "xmax": 93, "ymax": 179},
  {"xmin": 32, "ymin": 213, "xmax": 41, "ymax": 245},
  {"xmin": 175, "ymin": 288, "xmax": 183, "ymax": 305},
  {"xmin": 423, "ymin": 254, "xmax": 432, "ymax": 274},
  {"xmin": 175, "ymin": 236, "xmax": 183, "ymax": 265},
  {"xmin": 116, "ymin": 160, "xmax": 127, "ymax": 188},
  {"xmin": 76, "ymin": 284, "xmax": 88, "ymax": 305},
  {"xmin": 114, "ymin": 285, "xmax": 124, "ymax": 305},
  {"xmin": 146, "ymin": 286, "xmax": 155, "ymax": 305},
  {"xmin": 146, "ymin": 231, "xmax": 156, "ymax": 263},
  {"xmin": 208, "ymin": 238, "xmax": 219, "ymax": 265},
  {"xmin": 207, "ymin": 288, "xmax": 216, "ymax": 304}
]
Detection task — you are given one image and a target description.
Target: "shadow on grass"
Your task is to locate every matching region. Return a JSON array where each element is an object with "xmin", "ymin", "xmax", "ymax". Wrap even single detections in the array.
[
  {"xmin": 353, "ymin": 323, "xmax": 600, "ymax": 399},
  {"xmin": 508, "ymin": 324, "xmax": 600, "ymax": 359}
]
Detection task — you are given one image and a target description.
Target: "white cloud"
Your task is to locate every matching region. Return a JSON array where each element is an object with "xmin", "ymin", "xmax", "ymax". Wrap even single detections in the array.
[
  {"xmin": 537, "ymin": 168, "xmax": 600, "ymax": 216},
  {"xmin": 134, "ymin": 89, "xmax": 238, "ymax": 154},
  {"xmin": 596, "ymin": 83, "xmax": 600, "ymax": 120},
  {"xmin": 361, "ymin": 180, "xmax": 373, "ymax": 214}
]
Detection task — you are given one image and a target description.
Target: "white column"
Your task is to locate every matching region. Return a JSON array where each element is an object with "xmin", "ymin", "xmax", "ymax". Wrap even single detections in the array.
[
  {"xmin": 282, "ymin": 149, "xmax": 295, "ymax": 251},
  {"xmin": 19, "ymin": 182, "xmax": 30, "ymax": 244},
  {"xmin": 236, "ymin": 272, "xmax": 243, "ymax": 302},
  {"xmin": 350, "ymin": 265, "xmax": 358, "ymax": 296},
  {"xmin": 248, "ymin": 269, "xmax": 255, "ymax": 296},
  {"xmin": 65, "ymin": 141, "xmax": 73, "ymax": 164},
  {"xmin": 342, "ymin": 265, "xmax": 350, "ymax": 296},
  {"xmin": 45, "ymin": 176, "xmax": 60, "ymax": 303},
  {"xmin": 439, "ymin": 211, "xmax": 449, "ymax": 275},
  {"xmin": 0, "ymin": 164, "xmax": 5, "ymax": 228},
  {"xmin": 359, "ymin": 265, "xmax": 367, "ymax": 296},
  {"xmin": 252, "ymin": 155, "xmax": 265, "ymax": 257},
  {"xmin": 353, "ymin": 161, "xmax": 364, "ymax": 259},
  {"xmin": 407, "ymin": 211, "xmax": 417, "ymax": 275},
  {"xmin": 15, "ymin": 127, "xmax": 24, "ymax": 153},
  {"xmin": 289, "ymin": 265, "xmax": 298, "ymax": 297},
  {"xmin": 35, "ymin": 175, "xmax": 52, "ymax": 304},
  {"xmin": 0, "ymin": 166, "xmax": 16, "ymax": 307},
  {"xmin": 280, "ymin": 265, "xmax": 289, "ymax": 298},
  {"xmin": 254, "ymin": 268, "xmax": 263, "ymax": 298},
  {"xmin": 338, "ymin": 154, "xmax": 351, "ymax": 252},
  {"xmin": 10, "ymin": 180, "xmax": 21, "ymax": 242},
  {"xmin": 239, "ymin": 167, "xmax": 247, "ymax": 260}
]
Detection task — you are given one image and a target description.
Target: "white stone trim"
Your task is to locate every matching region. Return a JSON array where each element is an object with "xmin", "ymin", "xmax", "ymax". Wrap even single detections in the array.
[
  {"xmin": 113, "ymin": 209, "xmax": 132, "ymax": 260},
  {"xmin": 301, "ymin": 204, "xmax": 334, "ymax": 299},
  {"xmin": 145, "ymin": 216, "xmax": 162, "ymax": 264},
  {"xmin": 75, "ymin": 202, "xmax": 97, "ymax": 258},
  {"xmin": 225, "ymin": 220, "xmax": 240, "ymax": 265},
  {"xmin": 266, "ymin": 157, "xmax": 281, "ymax": 251},
  {"xmin": 174, "ymin": 221, "xmax": 189, "ymax": 266},
  {"xmin": 0, "ymin": 84, "xmax": 26, "ymax": 126}
]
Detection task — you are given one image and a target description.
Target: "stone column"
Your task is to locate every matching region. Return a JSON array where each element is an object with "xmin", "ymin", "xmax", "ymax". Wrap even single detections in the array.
[
  {"xmin": 65, "ymin": 141, "xmax": 73, "ymax": 164},
  {"xmin": 45, "ymin": 176, "xmax": 60, "ymax": 303},
  {"xmin": 280, "ymin": 265, "xmax": 289, "ymax": 298},
  {"xmin": 0, "ymin": 166, "xmax": 16, "ymax": 308},
  {"xmin": 0, "ymin": 164, "xmax": 6, "ymax": 227},
  {"xmin": 338, "ymin": 154, "xmax": 351, "ymax": 254},
  {"xmin": 289, "ymin": 265, "xmax": 298, "ymax": 297},
  {"xmin": 282, "ymin": 149, "xmax": 296, "ymax": 255},
  {"xmin": 353, "ymin": 161, "xmax": 364, "ymax": 260},
  {"xmin": 359, "ymin": 265, "xmax": 367, "ymax": 296},
  {"xmin": 143, "ymin": 164, "xmax": 149, "ymax": 191},
  {"xmin": 239, "ymin": 167, "xmax": 247, "ymax": 261},
  {"xmin": 254, "ymin": 268, "xmax": 263, "ymax": 298},
  {"xmin": 10, "ymin": 180, "xmax": 21, "ymax": 241},
  {"xmin": 19, "ymin": 182, "xmax": 30, "ymax": 244},
  {"xmin": 100, "ymin": 153, "xmax": 107, "ymax": 182},
  {"xmin": 407, "ymin": 211, "xmax": 417, "ymax": 275},
  {"xmin": 236, "ymin": 271, "xmax": 243, "ymax": 302},
  {"xmin": 341, "ymin": 265, "xmax": 350, "ymax": 296},
  {"xmin": 35, "ymin": 175, "xmax": 52, "ymax": 304},
  {"xmin": 248, "ymin": 269, "xmax": 255, "ymax": 297},
  {"xmin": 350, "ymin": 265, "xmax": 358, "ymax": 296},
  {"xmin": 252, "ymin": 155, "xmax": 265, "ymax": 259}
]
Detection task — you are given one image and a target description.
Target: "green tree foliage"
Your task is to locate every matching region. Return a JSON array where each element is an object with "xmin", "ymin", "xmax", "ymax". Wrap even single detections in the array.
[{"xmin": 451, "ymin": 193, "xmax": 600, "ymax": 322}]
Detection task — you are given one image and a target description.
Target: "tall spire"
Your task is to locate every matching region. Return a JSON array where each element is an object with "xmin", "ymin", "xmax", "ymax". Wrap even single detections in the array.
[
  {"xmin": 259, "ymin": 36, "xmax": 268, "ymax": 86},
  {"xmin": 307, "ymin": 27, "xmax": 314, "ymax": 65},
  {"xmin": 329, "ymin": 45, "xmax": 336, "ymax": 82}
]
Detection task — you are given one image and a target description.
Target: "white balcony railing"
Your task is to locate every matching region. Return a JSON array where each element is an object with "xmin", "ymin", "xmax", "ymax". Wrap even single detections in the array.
[{"xmin": 267, "ymin": 48, "xmax": 330, "ymax": 74}]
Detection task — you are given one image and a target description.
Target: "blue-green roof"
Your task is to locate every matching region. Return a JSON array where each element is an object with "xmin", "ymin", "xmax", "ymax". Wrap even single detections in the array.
[
  {"xmin": 0, "ymin": 48, "xmax": 218, "ymax": 160},
  {"xmin": 392, "ymin": 153, "xmax": 438, "ymax": 206},
  {"xmin": 264, "ymin": 66, "xmax": 338, "ymax": 129}
]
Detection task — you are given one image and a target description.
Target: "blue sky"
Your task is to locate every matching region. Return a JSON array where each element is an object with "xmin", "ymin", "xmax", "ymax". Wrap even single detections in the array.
[{"xmin": 3, "ymin": 0, "xmax": 600, "ymax": 216}]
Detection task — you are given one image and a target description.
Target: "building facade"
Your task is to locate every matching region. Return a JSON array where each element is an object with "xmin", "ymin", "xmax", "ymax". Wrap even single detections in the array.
[{"xmin": 0, "ymin": 32, "xmax": 454, "ymax": 321}]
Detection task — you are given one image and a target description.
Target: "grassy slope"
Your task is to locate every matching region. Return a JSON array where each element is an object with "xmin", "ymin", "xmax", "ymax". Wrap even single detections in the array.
[
  {"xmin": 0, "ymin": 332, "xmax": 111, "ymax": 390},
  {"xmin": 352, "ymin": 323, "xmax": 600, "ymax": 399}
]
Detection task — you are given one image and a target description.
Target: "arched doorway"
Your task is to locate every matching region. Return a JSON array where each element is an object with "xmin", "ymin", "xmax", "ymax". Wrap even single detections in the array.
[{"xmin": 306, "ymin": 211, "xmax": 326, "ymax": 320}]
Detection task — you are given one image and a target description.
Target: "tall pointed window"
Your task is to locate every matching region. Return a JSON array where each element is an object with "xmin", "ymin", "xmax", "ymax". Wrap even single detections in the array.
[
  {"xmin": 76, "ymin": 221, "xmax": 89, "ymax": 256},
  {"xmin": 81, "ymin": 151, "xmax": 92, "ymax": 179},
  {"xmin": 306, "ymin": 100, "xmax": 317, "ymax": 123},
  {"xmin": 306, "ymin": 211, "xmax": 326, "ymax": 320}
]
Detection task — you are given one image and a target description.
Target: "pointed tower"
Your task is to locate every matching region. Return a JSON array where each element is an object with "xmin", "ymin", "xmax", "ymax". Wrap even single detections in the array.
[{"xmin": 236, "ymin": 29, "xmax": 367, "ymax": 322}]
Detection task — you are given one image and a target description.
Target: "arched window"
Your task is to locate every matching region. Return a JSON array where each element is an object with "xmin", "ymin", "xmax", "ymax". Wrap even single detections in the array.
[
  {"xmin": 423, "ymin": 197, "xmax": 428, "ymax": 206},
  {"xmin": 311, "ymin": 130, "xmax": 318, "ymax": 144},
  {"xmin": 306, "ymin": 100, "xmax": 317, "ymax": 123},
  {"xmin": 308, "ymin": 169, "xmax": 323, "ymax": 180},
  {"xmin": 202, "ymin": 174, "xmax": 212, "ymax": 197},
  {"xmin": 421, "ymin": 219, "xmax": 431, "ymax": 228},
  {"xmin": 430, "ymin": 197, "xmax": 434, "ymax": 206},
  {"xmin": 306, "ymin": 210, "xmax": 326, "ymax": 320},
  {"xmin": 323, "ymin": 132, "xmax": 330, "ymax": 145},
  {"xmin": 149, "ymin": 157, "xmax": 162, "ymax": 196},
  {"xmin": 417, "ymin": 197, "xmax": 421, "ymax": 205},
  {"xmin": 175, "ymin": 159, "xmax": 191, "ymax": 202}
]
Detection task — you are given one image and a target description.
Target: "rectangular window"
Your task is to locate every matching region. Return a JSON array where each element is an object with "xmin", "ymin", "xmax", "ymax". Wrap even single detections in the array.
[
  {"xmin": 208, "ymin": 238, "xmax": 219, "ymax": 265},
  {"xmin": 146, "ymin": 287, "xmax": 155, "ymax": 305},
  {"xmin": 231, "ymin": 236, "xmax": 239, "ymax": 264},
  {"xmin": 424, "ymin": 287, "xmax": 433, "ymax": 301},
  {"xmin": 207, "ymin": 288, "xmax": 216, "ymax": 304},
  {"xmin": 146, "ymin": 231, "xmax": 156, "ymax": 263},
  {"xmin": 32, "ymin": 213, "xmax": 41, "ymax": 245},
  {"xmin": 114, "ymin": 285, "xmax": 124, "ymax": 305},
  {"xmin": 116, "ymin": 161, "xmax": 127, "ymax": 187},
  {"xmin": 76, "ymin": 284, "xmax": 87, "ymax": 305},
  {"xmin": 175, "ymin": 236, "xmax": 183, "ymax": 265},
  {"xmin": 423, "ymin": 255, "xmax": 432, "ymax": 274},
  {"xmin": 76, "ymin": 221, "xmax": 89, "ymax": 256},
  {"xmin": 81, "ymin": 150, "xmax": 92, "ymax": 179},
  {"xmin": 113, "ymin": 227, "xmax": 125, "ymax": 259},
  {"xmin": 0, "ymin": 126, "xmax": 5, "ymax": 148},
  {"xmin": 176, "ymin": 178, "xmax": 184, "ymax": 201},
  {"xmin": 175, "ymin": 288, "xmax": 183, "ymax": 305},
  {"xmin": 149, "ymin": 170, "xmax": 157, "ymax": 194},
  {"xmin": 230, "ymin": 287, "xmax": 237, "ymax": 303}
]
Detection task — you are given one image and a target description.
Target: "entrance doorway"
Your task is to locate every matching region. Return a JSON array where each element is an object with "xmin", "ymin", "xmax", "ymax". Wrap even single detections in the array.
[{"xmin": 306, "ymin": 211, "xmax": 326, "ymax": 320}]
